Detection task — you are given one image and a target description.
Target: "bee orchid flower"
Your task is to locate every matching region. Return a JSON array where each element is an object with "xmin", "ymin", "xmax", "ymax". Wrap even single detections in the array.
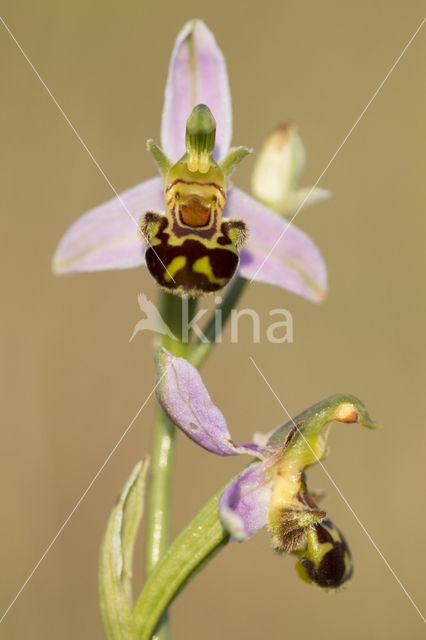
[
  {"xmin": 155, "ymin": 347, "xmax": 379, "ymax": 590},
  {"xmin": 53, "ymin": 20, "xmax": 327, "ymax": 301}
]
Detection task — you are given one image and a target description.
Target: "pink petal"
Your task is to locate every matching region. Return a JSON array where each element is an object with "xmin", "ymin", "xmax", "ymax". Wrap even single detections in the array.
[
  {"xmin": 155, "ymin": 348, "xmax": 265, "ymax": 458},
  {"xmin": 53, "ymin": 177, "xmax": 164, "ymax": 274},
  {"xmin": 161, "ymin": 20, "xmax": 232, "ymax": 163},
  {"xmin": 225, "ymin": 188, "xmax": 328, "ymax": 302},
  {"xmin": 219, "ymin": 460, "xmax": 276, "ymax": 541}
]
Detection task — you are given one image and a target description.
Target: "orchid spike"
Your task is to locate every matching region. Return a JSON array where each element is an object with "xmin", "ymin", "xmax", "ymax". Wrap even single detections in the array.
[
  {"xmin": 155, "ymin": 348, "xmax": 379, "ymax": 590},
  {"xmin": 53, "ymin": 20, "xmax": 327, "ymax": 302}
]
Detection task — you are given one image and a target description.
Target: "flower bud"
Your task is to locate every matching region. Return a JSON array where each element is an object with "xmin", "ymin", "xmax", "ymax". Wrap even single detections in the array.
[{"xmin": 251, "ymin": 123, "xmax": 305, "ymax": 212}]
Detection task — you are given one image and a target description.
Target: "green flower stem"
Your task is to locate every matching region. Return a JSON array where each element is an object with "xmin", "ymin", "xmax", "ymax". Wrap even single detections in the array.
[
  {"xmin": 145, "ymin": 408, "xmax": 174, "ymax": 640},
  {"xmin": 188, "ymin": 276, "xmax": 248, "ymax": 368},
  {"xmin": 144, "ymin": 281, "xmax": 246, "ymax": 638},
  {"xmin": 145, "ymin": 292, "xmax": 197, "ymax": 640},
  {"xmin": 145, "ymin": 409, "xmax": 176, "ymax": 577},
  {"xmin": 158, "ymin": 291, "xmax": 197, "ymax": 357},
  {"xmin": 134, "ymin": 483, "xmax": 230, "ymax": 640}
]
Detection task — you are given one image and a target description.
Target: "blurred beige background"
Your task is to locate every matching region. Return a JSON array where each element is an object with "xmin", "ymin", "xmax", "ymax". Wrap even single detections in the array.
[{"xmin": 1, "ymin": 1, "xmax": 425, "ymax": 638}]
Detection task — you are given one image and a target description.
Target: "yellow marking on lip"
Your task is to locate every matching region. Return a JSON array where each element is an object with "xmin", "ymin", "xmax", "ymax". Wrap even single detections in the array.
[
  {"xmin": 163, "ymin": 255, "xmax": 187, "ymax": 283},
  {"xmin": 305, "ymin": 528, "xmax": 333, "ymax": 565},
  {"xmin": 192, "ymin": 255, "xmax": 226, "ymax": 285}
]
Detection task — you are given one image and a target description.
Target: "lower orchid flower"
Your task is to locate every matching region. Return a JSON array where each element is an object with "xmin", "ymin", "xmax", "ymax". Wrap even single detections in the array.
[
  {"xmin": 155, "ymin": 347, "xmax": 378, "ymax": 590},
  {"xmin": 52, "ymin": 19, "xmax": 327, "ymax": 302}
]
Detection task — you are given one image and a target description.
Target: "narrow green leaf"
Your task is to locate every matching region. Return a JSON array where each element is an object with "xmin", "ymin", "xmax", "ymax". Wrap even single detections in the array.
[
  {"xmin": 121, "ymin": 458, "xmax": 149, "ymax": 606},
  {"xmin": 99, "ymin": 458, "xmax": 150, "ymax": 640},
  {"xmin": 133, "ymin": 482, "xmax": 230, "ymax": 640}
]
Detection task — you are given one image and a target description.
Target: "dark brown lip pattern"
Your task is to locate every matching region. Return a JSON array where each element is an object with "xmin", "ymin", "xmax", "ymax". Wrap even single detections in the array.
[{"xmin": 144, "ymin": 218, "xmax": 238, "ymax": 296}]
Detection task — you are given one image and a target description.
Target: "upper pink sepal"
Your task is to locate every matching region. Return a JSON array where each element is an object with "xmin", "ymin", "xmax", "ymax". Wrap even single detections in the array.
[{"xmin": 161, "ymin": 20, "xmax": 232, "ymax": 163}]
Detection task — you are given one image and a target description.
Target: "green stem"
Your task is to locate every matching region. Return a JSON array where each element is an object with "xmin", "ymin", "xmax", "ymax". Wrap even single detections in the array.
[
  {"xmin": 145, "ymin": 408, "xmax": 174, "ymax": 640},
  {"xmin": 145, "ymin": 409, "xmax": 176, "ymax": 577},
  {"xmin": 134, "ymin": 483, "xmax": 230, "ymax": 639},
  {"xmin": 145, "ymin": 292, "xmax": 197, "ymax": 640},
  {"xmin": 188, "ymin": 276, "xmax": 248, "ymax": 368},
  {"xmin": 143, "ymin": 280, "xmax": 246, "ymax": 637}
]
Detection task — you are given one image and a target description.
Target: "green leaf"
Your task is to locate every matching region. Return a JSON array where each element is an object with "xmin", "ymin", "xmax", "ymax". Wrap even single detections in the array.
[
  {"xmin": 133, "ymin": 482, "xmax": 230, "ymax": 640},
  {"xmin": 99, "ymin": 458, "xmax": 150, "ymax": 640}
]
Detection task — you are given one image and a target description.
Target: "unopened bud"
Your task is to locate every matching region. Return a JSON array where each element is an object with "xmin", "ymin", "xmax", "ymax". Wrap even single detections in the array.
[{"xmin": 251, "ymin": 123, "xmax": 305, "ymax": 212}]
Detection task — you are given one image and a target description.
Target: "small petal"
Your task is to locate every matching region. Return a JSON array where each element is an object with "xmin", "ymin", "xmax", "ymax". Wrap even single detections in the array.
[
  {"xmin": 219, "ymin": 460, "xmax": 276, "ymax": 541},
  {"xmin": 53, "ymin": 177, "xmax": 164, "ymax": 274},
  {"xmin": 155, "ymin": 348, "xmax": 263, "ymax": 457},
  {"xmin": 220, "ymin": 146, "xmax": 252, "ymax": 178},
  {"xmin": 225, "ymin": 187, "xmax": 327, "ymax": 302},
  {"xmin": 161, "ymin": 20, "xmax": 232, "ymax": 163},
  {"xmin": 146, "ymin": 139, "xmax": 172, "ymax": 178}
]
